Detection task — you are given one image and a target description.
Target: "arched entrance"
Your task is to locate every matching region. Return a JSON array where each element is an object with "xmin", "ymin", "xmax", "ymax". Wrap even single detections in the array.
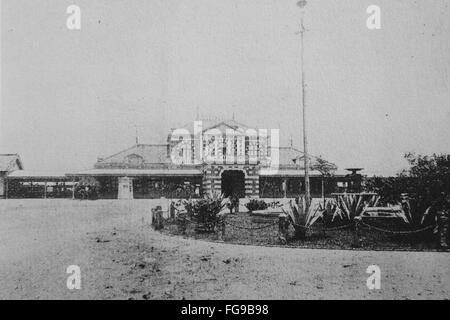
[{"xmin": 221, "ymin": 170, "xmax": 245, "ymax": 198}]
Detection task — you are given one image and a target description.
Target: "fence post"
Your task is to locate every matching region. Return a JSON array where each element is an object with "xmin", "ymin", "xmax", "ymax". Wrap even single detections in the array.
[
  {"xmin": 151, "ymin": 206, "xmax": 164, "ymax": 230},
  {"xmin": 169, "ymin": 201, "xmax": 176, "ymax": 220},
  {"xmin": 176, "ymin": 211, "xmax": 187, "ymax": 235},
  {"xmin": 216, "ymin": 213, "xmax": 226, "ymax": 241},
  {"xmin": 437, "ymin": 210, "xmax": 449, "ymax": 250},
  {"xmin": 278, "ymin": 214, "xmax": 289, "ymax": 245},
  {"xmin": 353, "ymin": 216, "xmax": 362, "ymax": 248}
]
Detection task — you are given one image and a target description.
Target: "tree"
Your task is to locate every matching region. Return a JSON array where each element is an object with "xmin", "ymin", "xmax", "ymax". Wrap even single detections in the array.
[
  {"xmin": 366, "ymin": 153, "xmax": 450, "ymax": 225},
  {"xmin": 403, "ymin": 153, "xmax": 450, "ymax": 214},
  {"xmin": 313, "ymin": 157, "xmax": 337, "ymax": 176}
]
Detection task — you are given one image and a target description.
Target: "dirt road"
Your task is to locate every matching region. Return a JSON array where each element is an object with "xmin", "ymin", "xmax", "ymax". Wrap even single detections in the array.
[{"xmin": 0, "ymin": 200, "xmax": 449, "ymax": 300}]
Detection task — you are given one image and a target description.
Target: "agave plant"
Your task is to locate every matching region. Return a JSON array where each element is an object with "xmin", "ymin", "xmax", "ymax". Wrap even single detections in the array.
[
  {"xmin": 399, "ymin": 195, "xmax": 435, "ymax": 226},
  {"xmin": 310, "ymin": 199, "xmax": 336, "ymax": 226},
  {"xmin": 334, "ymin": 194, "xmax": 380, "ymax": 221},
  {"xmin": 302, "ymin": 198, "xmax": 345, "ymax": 225},
  {"xmin": 281, "ymin": 196, "xmax": 315, "ymax": 238}
]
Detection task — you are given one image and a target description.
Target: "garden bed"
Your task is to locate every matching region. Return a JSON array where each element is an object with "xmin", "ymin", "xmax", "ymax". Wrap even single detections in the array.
[{"xmin": 161, "ymin": 213, "xmax": 440, "ymax": 252}]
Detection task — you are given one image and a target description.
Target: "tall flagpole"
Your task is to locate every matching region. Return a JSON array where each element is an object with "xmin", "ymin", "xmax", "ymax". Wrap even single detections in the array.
[{"xmin": 297, "ymin": 0, "xmax": 310, "ymax": 212}]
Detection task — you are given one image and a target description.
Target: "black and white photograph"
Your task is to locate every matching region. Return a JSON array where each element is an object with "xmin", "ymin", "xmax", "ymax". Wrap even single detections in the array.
[{"xmin": 0, "ymin": 0, "xmax": 449, "ymax": 305}]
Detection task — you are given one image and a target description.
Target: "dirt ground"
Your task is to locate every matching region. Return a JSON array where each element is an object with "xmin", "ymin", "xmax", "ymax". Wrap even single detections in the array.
[{"xmin": 0, "ymin": 199, "xmax": 449, "ymax": 300}]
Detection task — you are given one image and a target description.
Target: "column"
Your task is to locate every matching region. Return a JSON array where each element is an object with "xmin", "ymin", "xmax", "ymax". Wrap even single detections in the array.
[{"xmin": 245, "ymin": 176, "xmax": 259, "ymax": 198}]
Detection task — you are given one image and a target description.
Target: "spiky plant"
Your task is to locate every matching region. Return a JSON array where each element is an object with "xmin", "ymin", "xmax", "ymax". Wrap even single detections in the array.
[
  {"xmin": 335, "ymin": 194, "xmax": 380, "ymax": 221},
  {"xmin": 310, "ymin": 199, "xmax": 335, "ymax": 226},
  {"xmin": 282, "ymin": 196, "xmax": 312, "ymax": 238}
]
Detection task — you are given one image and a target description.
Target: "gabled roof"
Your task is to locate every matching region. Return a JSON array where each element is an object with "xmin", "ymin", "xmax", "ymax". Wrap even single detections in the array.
[
  {"xmin": 0, "ymin": 154, "xmax": 23, "ymax": 172},
  {"xmin": 203, "ymin": 119, "xmax": 250, "ymax": 134},
  {"xmin": 177, "ymin": 119, "xmax": 252, "ymax": 135},
  {"xmin": 96, "ymin": 144, "xmax": 170, "ymax": 165},
  {"xmin": 95, "ymin": 120, "xmax": 338, "ymax": 171},
  {"xmin": 275, "ymin": 146, "xmax": 337, "ymax": 171},
  {"xmin": 277, "ymin": 146, "xmax": 304, "ymax": 166}
]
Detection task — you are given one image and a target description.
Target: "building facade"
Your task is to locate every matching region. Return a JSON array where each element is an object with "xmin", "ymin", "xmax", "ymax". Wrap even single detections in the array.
[
  {"xmin": 70, "ymin": 119, "xmax": 342, "ymax": 199},
  {"xmin": 0, "ymin": 154, "xmax": 23, "ymax": 199}
]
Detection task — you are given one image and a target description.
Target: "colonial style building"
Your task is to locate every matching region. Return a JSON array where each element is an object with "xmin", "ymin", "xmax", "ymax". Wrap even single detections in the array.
[{"xmin": 70, "ymin": 119, "xmax": 343, "ymax": 199}]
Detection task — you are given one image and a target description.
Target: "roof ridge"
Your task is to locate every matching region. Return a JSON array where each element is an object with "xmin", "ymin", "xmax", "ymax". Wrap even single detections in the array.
[{"xmin": 100, "ymin": 145, "xmax": 139, "ymax": 162}]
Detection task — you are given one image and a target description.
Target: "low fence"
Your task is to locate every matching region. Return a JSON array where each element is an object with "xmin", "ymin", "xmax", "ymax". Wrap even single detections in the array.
[
  {"xmin": 152, "ymin": 207, "xmax": 449, "ymax": 250},
  {"xmin": 290, "ymin": 215, "xmax": 447, "ymax": 249}
]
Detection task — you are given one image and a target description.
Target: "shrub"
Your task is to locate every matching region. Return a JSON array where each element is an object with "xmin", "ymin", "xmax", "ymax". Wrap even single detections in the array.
[
  {"xmin": 75, "ymin": 177, "xmax": 99, "ymax": 200},
  {"xmin": 245, "ymin": 199, "xmax": 269, "ymax": 212},
  {"xmin": 366, "ymin": 153, "xmax": 450, "ymax": 225},
  {"xmin": 184, "ymin": 193, "xmax": 226, "ymax": 233}
]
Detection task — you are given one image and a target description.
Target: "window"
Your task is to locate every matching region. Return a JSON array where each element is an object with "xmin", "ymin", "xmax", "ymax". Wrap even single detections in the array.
[
  {"xmin": 125, "ymin": 154, "xmax": 144, "ymax": 167},
  {"xmin": 337, "ymin": 181, "xmax": 348, "ymax": 188}
]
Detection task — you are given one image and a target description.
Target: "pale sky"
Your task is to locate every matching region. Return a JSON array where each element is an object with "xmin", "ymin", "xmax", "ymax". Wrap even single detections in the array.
[{"xmin": 1, "ymin": 0, "xmax": 449, "ymax": 175}]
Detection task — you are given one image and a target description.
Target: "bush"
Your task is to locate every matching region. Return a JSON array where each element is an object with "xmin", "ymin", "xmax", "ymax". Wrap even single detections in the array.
[
  {"xmin": 245, "ymin": 199, "xmax": 269, "ymax": 212},
  {"xmin": 184, "ymin": 193, "xmax": 226, "ymax": 233},
  {"xmin": 365, "ymin": 153, "xmax": 450, "ymax": 225},
  {"xmin": 75, "ymin": 177, "xmax": 99, "ymax": 200}
]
